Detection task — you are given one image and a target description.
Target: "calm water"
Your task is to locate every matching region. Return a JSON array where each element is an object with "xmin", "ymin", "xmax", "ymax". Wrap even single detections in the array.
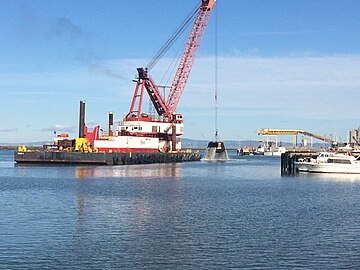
[{"xmin": 1, "ymin": 150, "xmax": 360, "ymax": 269}]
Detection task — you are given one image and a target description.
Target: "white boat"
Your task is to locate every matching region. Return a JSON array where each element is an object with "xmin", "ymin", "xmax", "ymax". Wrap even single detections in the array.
[
  {"xmin": 264, "ymin": 146, "xmax": 287, "ymax": 157},
  {"xmin": 295, "ymin": 152, "xmax": 360, "ymax": 174}
]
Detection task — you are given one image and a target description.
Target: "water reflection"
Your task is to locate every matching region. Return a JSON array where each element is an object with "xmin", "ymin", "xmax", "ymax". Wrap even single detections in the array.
[
  {"xmin": 12, "ymin": 163, "xmax": 182, "ymax": 179},
  {"xmin": 296, "ymin": 172, "xmax": 360, "ymax": 183},
  {"xmin": 75, "ymin": 163, "xmax": 181, "ymax": 179},
  {"xmin": 73, "ymin": 164, "xmax": 185, "ymax": 257}
]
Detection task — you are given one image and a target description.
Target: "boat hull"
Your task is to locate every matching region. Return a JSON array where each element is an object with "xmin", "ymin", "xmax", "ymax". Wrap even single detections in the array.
[
  {"xmin": 14, "ymin": 151, "xmax": 201, "ymax": 165},
  {"xmin": 295, "ymin": 161, "xmax": 360, "ymax": 174}
]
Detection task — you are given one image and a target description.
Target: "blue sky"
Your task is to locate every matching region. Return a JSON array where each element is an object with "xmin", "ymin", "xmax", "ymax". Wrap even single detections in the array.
[{"xmin": 1, "ymin": 0, "xmax": 360, "ymax": 143}]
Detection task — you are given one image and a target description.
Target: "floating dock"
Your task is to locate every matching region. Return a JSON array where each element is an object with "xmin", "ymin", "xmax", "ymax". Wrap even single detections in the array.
[{"xmin": 14, "ymin": 150, "xmax": 201, "ymax": 165}]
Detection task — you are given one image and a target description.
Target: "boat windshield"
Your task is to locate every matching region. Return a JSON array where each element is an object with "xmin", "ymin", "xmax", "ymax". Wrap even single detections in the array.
[{"xmin": 328, "ymin": 158, "xmax": 352, "ymax": 164}]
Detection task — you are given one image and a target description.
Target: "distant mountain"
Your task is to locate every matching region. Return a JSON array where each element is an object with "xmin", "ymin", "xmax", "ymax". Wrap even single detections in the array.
[
  {"xmin": 1, "ymin": 138, "xmax": 330, "ymax": 149},
  {"xmin": 181, "ymin": 138, "xmax": 263, "ymax": 149},
  {"xmin": 181, "ymin": 138, "xmax": 329, "ymax": 149},
  {"xmin": 0, "ymin": 141, "xmax": 49, "ymax": 147}
]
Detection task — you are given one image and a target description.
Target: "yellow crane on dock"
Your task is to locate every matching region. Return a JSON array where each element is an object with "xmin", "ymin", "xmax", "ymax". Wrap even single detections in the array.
[{"xmin": 258, "ymin": 128, "xmax": 335, "ymax": 144}]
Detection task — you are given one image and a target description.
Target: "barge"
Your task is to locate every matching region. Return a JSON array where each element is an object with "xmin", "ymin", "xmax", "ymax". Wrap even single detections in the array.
[
  {"xmin": 14, "ymin": 101, "xmax": 201, "ymax": 166},
  {"xmin": 14, "ymin": 148, "xmax": 200, "ymax": 165}
]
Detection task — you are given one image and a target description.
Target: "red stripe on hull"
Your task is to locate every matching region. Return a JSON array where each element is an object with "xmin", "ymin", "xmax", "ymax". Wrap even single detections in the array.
[{"xmin": 96, "ymin": 148, "xmax": 159, "ymax": 153}]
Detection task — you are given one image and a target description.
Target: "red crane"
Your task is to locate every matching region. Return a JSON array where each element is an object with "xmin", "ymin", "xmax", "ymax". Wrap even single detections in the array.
[{"xmin": 126, "ymin": 0, "xmax": 216, "ymax": 122}]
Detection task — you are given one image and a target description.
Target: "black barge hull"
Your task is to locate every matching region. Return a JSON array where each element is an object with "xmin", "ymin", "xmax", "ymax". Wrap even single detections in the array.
[{"xmin": 14, "ymin": 151, "xmax": 201, "ymax": 165}]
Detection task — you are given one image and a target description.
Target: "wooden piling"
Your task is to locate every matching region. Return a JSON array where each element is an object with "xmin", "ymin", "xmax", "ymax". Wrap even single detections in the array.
[
  {"xmin": 281, "ymin": 152, "xmax": 297, "ymax": 175},
  {"xmin": 281, "ymin": 151, "xmax": 320, "ymax": 175}
]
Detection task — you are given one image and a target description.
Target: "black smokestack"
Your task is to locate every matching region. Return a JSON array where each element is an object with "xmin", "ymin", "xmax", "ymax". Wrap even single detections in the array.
[
  {"xmin": 172, "ymin": 114, "xmax": 177, "ymax": 152},
  {"xmin": 79, "ymin": 100, "xmax": 85, "ymax": 138},
  {"xmin": 109, "ymin": 111, "xmax": 114, "ymax": 136}
]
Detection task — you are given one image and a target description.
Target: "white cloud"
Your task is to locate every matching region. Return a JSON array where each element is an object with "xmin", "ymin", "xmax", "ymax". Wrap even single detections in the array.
[
  {"xmin": 1, "ymin": 54, "xmax": 360, "ymax": 142},
  {"xmin": 183, "ymin": 55, "xmax": 360, "ymax": 119},
  {"xmin": 42, "ymin": 124, "xmax": 75, "ymax": 133}
]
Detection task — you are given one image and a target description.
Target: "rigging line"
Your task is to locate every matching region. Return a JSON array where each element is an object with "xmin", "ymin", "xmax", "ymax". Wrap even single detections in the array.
[
  {"xmin": 159, "ymin": 34, "xmax": 186, "ymax": 86},
  {"xmin": 161, "ymin": 31, "xmax": 189, "ymax": 88},
  {"xmin": 214, "ymin": 1, "xmax": 218, "ymax": 137},
  {"xmin": 145, "ymin": 3, "xmax": 199, "ymax": 71}
]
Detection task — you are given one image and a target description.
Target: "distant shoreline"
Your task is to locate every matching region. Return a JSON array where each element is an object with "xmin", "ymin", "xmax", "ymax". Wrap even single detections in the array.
[
  {"xmin": 0, "ymin": 146, "xmax": 17, "ymax": 150},
  {"xmin": 0, "ymin": 146, "xmax": 42, "ymax": 151}
]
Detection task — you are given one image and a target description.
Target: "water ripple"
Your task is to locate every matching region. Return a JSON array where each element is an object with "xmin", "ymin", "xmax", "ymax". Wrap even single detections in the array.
[{"xmin": 1, "ymin": 154, "xmax": 360, "ymax": 269}]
